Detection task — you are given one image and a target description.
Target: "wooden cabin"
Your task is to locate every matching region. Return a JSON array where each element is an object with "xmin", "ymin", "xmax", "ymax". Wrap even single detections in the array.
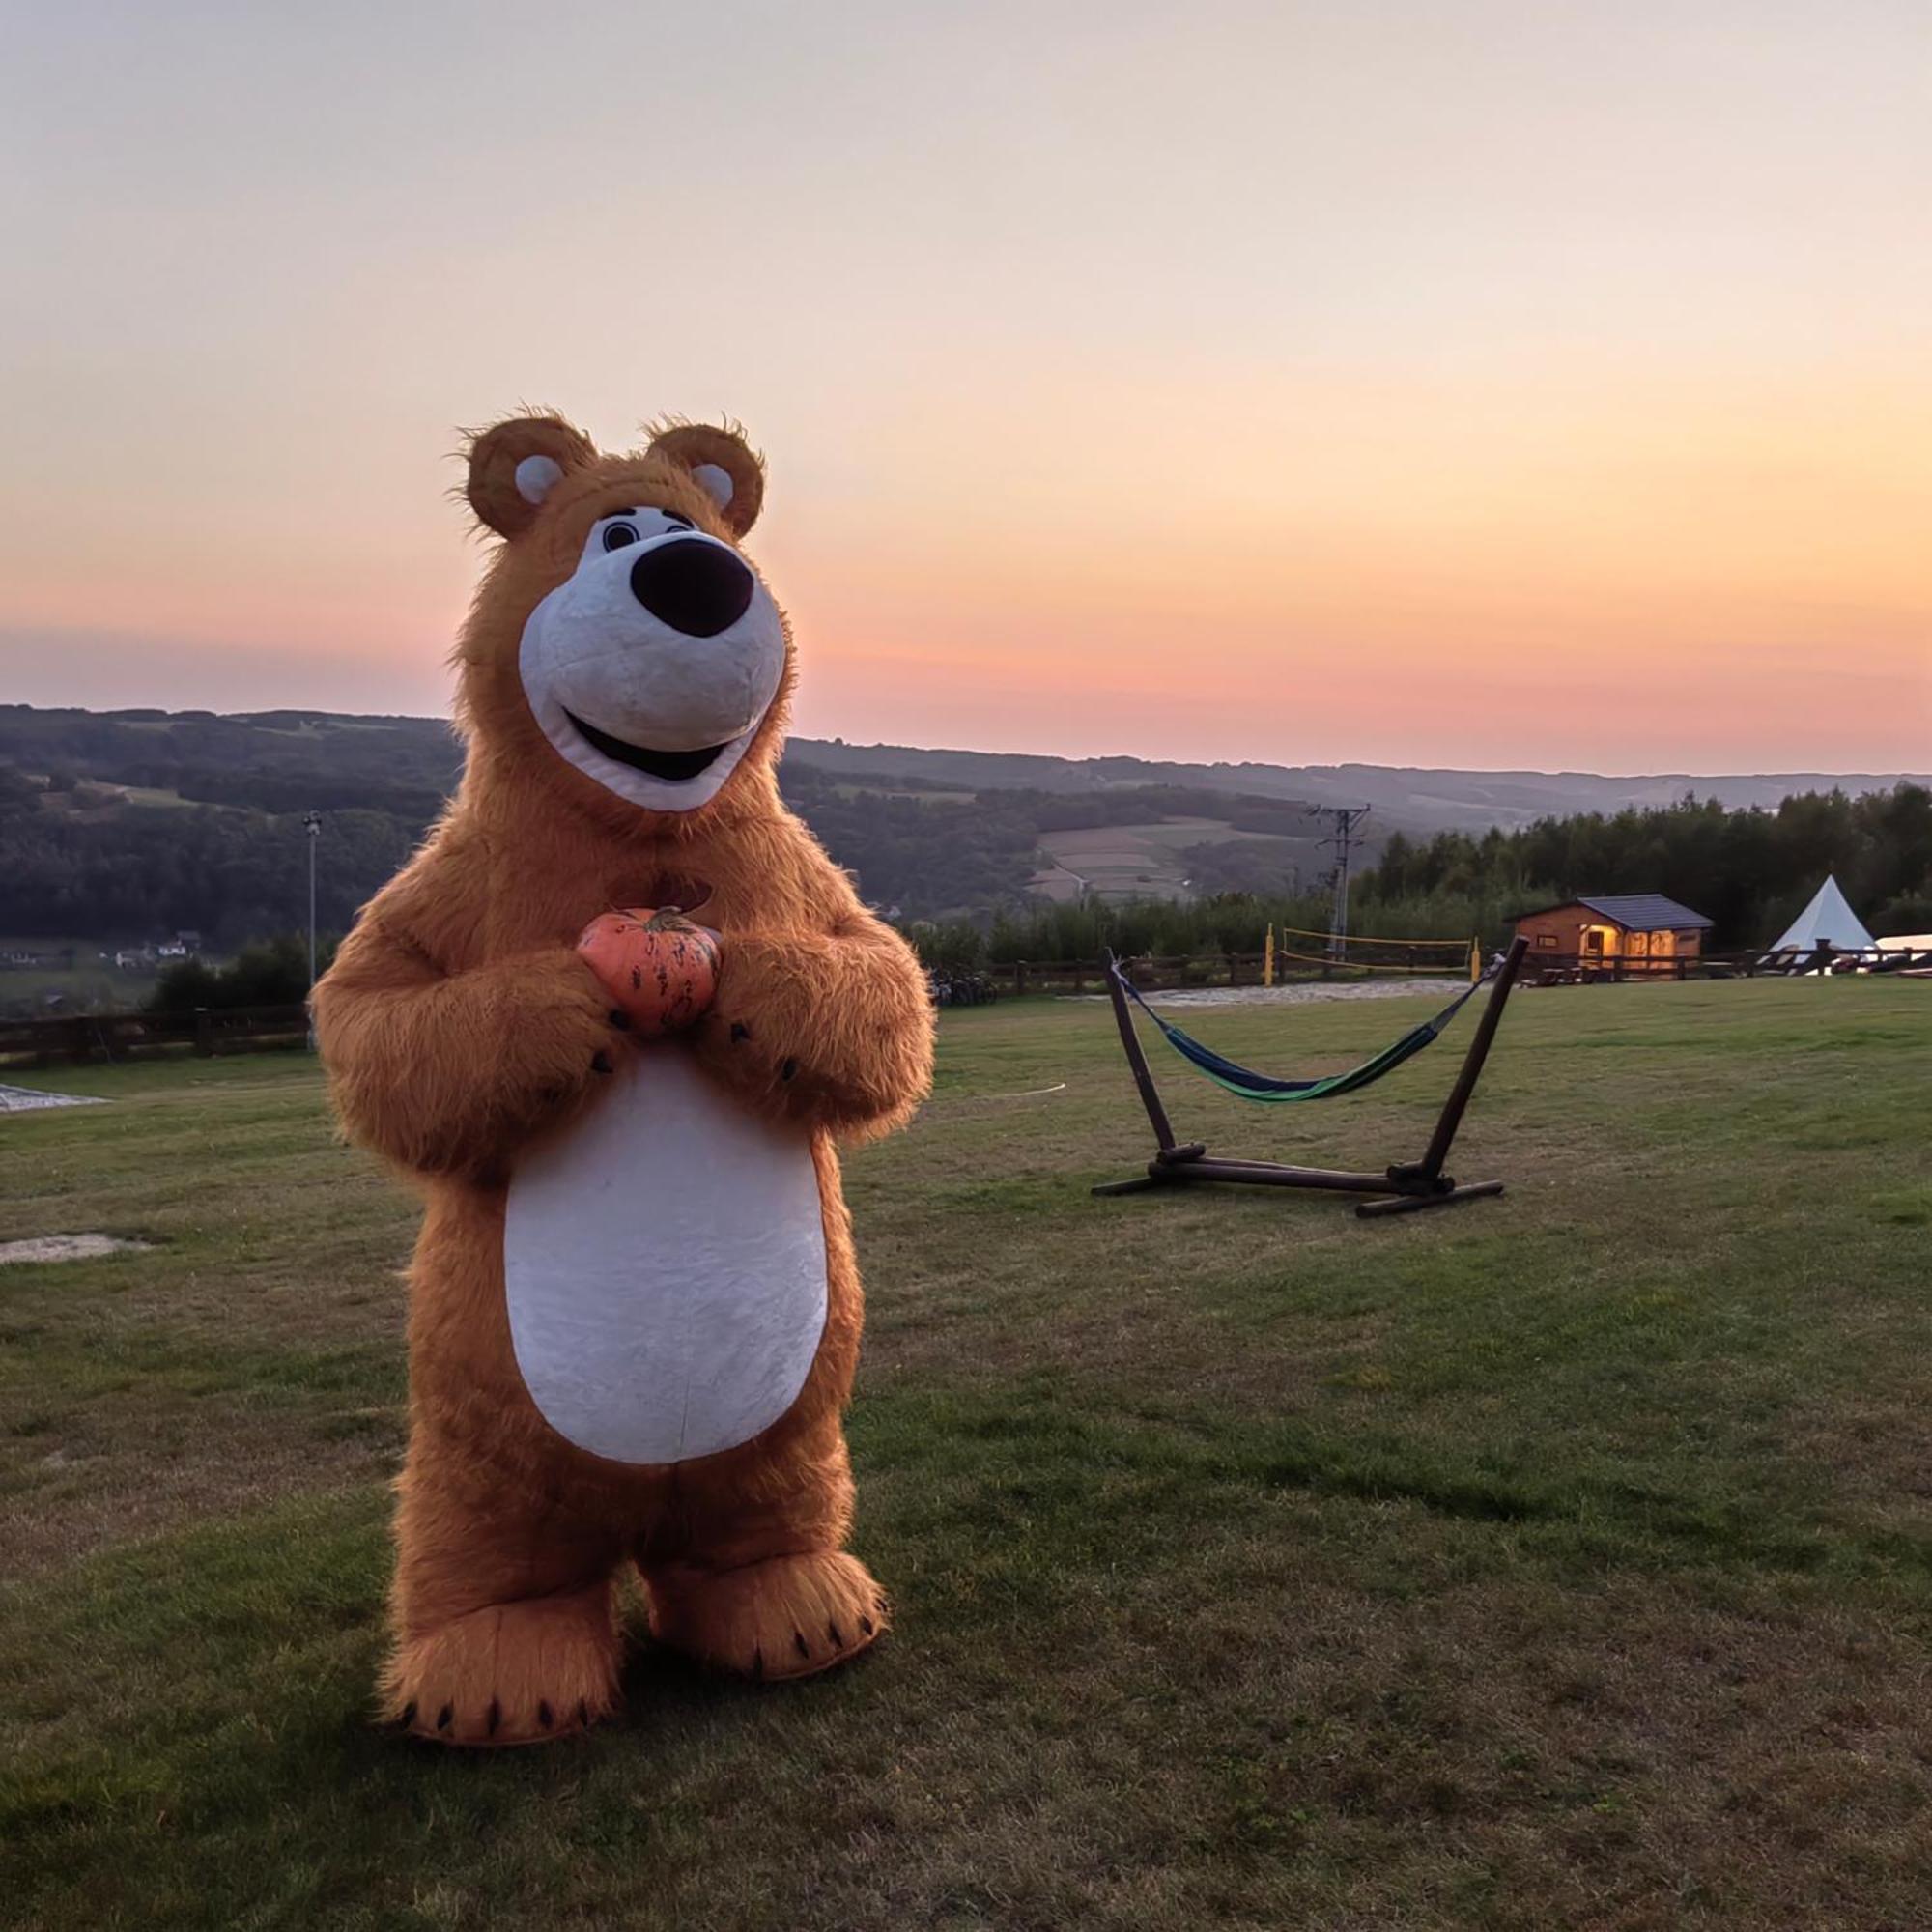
[{"xmin": 1512, "ymin": 894, "xmax": 1713, "ymax": 978}]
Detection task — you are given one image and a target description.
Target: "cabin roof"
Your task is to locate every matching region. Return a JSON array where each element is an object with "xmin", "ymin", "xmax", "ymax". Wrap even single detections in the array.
[{"xmin": 1515, "ymin": 894, "xmax": 1714, "ymax": 931}]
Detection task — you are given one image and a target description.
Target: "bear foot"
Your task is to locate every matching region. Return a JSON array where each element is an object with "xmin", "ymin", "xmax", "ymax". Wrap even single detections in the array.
[
  {"xmin": 647, "ymin": 1550, "xmax": 888, "ymax": 1682},
  {"xmin": 384, "ymin": 1584, "xmax": 621, "ymax": 1747}
]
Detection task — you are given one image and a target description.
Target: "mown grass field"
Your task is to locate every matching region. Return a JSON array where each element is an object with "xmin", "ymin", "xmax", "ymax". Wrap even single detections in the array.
[{"xmin": 3, "ymin": 980, "xmax": 1929, "ymax": 1930}]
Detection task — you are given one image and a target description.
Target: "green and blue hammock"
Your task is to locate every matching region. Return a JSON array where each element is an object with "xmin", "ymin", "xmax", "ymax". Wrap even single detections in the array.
[{"xmin": 1106, "ymin": 952, "xmax": 1494, "ymax": 1104}]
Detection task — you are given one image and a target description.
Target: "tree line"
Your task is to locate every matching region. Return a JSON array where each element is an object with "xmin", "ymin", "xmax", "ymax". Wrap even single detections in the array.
[
  {"xmin": 0, "ymin": 765, "xmax": 421, "ymax": 947},
  {"xmin": 907, "ymin": 786, "xmax": 1932, "ymax": 968},
  {"xmin": 2, "ymin": 767, "xmax": 1311, "ymax": 948},
  {"xmin": 1359, "ymin": 785, "xmax": 1932, "ymax": 949},
  {"xmin": 7, "ymin": 739, "xmax": 1926, "ymax": 984}
]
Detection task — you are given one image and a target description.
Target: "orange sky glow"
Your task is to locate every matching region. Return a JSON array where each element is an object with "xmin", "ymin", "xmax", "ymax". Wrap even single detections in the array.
[{"xmin": 2, "ymin": 2, "xmax": 1926, "ymax": 773}]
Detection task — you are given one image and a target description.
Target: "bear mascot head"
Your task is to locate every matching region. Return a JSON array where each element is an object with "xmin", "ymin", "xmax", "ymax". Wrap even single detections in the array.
[
  {"xmin": 313, "ymin": 412, "xmax": 934, "ymax": 1746},
  {"xmin": 458, "ymin": 414, "xmax": 784, "ymax": 830}
]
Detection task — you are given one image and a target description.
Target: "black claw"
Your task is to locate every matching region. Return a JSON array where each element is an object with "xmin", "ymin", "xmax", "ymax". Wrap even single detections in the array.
[
  {"xmin": 729, "ymin": 1021, "xmax": 751, "ymax": 1043},
  {"xmin": 793, "ymin": 1630, "xmax": 810, "ymax": 1659},
  {"xmin": 608, "ymin": 1009, "xmax": 632, "ymax": 1030},
  {"xmin": 828, "ymin": 1621, "xmax": 844, "ymax": 1647},
  {"xmin": 436, "ymin": 1704, "xmax": 453, "ymax": 1733},
  {"xmin": 859, "ymin": 1615, "xmax": 874, "ymax": 1636},
  {"xmin": 590, "ymin": 1049, "xmax": 613, "ymax": 1075},
  {"xmin": 780, "ymin": 1057, "xmax": 798, "ymax": 1082},
  {"xmin": 537, "ymin": 1700, "xmax": 554, "ymax": 1730},
  {"xmin": 398, "ymin": 1699, "xmax": 417, "ymax": 1728},
  {"xmin": 486, "ymin": 1698, "xmax": 500, "ymax": 1738}
]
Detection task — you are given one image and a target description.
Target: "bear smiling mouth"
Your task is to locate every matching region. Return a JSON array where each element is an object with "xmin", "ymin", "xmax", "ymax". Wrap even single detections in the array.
[{"xmin": 562, "ymin": 709, "xmax": 731, "ymax": 782}]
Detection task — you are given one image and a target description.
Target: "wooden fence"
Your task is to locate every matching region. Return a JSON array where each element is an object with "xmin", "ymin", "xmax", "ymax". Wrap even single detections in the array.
[
  {"xmin": 1518, "ymin": 945, "xmax": 1932, "ymax": 986},
  {"xmin": 969, "ymin": 944, "xmax": 1932, "ymax": 998},
  {"xmin": 972, "ymin": 952, "xmax": 1466, "ymax": 997},
  {"xmin": 7, "ymin": 943, "xmax": 1925, "ymax": 1065},
  {"xmin": 0, "ymin": 1004, "xmax": 311, "ymax": 1067}
]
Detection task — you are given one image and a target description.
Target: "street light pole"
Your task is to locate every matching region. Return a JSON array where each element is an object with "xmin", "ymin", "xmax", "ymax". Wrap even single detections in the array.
[{"xmin": 303, "ymin": 811, "xmax": 322, "ymax": 1048}]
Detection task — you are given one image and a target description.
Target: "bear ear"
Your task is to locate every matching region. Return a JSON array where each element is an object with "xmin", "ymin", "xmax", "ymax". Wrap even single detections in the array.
[
  {"xmin": 645, "ymin": 421, "xmax": 765, "ymax": 537},
  {"xmin": 465, "ymin": 412, "xmax": 598, "ymax": 538}
]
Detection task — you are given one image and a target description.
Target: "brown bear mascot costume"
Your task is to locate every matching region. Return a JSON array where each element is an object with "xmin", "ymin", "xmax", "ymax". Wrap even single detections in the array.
[{"xmin": 313, "ymin": 412, "xmax": 934, "ymax": 1746}]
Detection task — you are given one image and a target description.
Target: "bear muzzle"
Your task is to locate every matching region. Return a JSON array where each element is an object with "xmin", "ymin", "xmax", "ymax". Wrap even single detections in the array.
[{"xmin": 518, "ymin": 537, "xmax": 786, "ymax": 809}]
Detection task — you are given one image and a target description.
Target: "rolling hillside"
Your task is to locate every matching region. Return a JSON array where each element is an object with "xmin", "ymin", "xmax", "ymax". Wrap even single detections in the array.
[
  {"xmin": 3, "ymin": 705, "xmax": 1921, "ymax": 971},
  {"xmin": 9, "ymin": 704, "xmax": 1920, "ymax": 838},
  {"xmin": 793, "ymin": 736, "xmax": 1930, "ymax": 835}
]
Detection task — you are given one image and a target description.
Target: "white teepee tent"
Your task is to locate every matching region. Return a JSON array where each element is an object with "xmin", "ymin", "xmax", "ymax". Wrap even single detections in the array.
[{"xmin": 1768, "ymin": 875, "xmax": 1875, "ymax": 952}]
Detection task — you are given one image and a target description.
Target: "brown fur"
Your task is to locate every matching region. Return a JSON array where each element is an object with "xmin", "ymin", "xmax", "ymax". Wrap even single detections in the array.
[{"xmin": 313, "ymin": 414, "xmax": 933, "ymax": 1746}]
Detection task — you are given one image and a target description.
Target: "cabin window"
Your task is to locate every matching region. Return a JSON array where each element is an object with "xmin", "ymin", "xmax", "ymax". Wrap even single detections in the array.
[{"xmin": 1535, "ymin": 933, "xmax": 1557, "ymax": 948}]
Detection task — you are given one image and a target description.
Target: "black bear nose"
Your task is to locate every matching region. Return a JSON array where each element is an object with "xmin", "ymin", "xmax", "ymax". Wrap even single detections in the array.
[{"xmin": 628, "ymin": 537, "xmax": 754, "ymax": 638}]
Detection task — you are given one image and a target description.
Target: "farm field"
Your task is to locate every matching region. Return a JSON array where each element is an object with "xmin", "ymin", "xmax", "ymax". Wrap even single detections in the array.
[
  {"xmin": 0, "ymin": 935, "xmax": 161, "ymax": 1019},
  {"xmin": 3, "ymin": 981, "xmax": 1931, "ymax": 1929},
  {"xmin": 1034, "ymin": 817, "xmax": 1315, "ymax": 903}
]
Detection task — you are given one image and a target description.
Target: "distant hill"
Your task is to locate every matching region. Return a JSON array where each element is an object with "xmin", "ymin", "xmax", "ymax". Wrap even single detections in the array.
[
  {"xmin": 0, "ymin": 704, "xmax": 465, "ymax": 820},
  {"xmin": 7, "ymin": 703, "xmax": 1918, "ymax": 838},
  {"xmin": 2, "ymin": 705, "xmax": 1923, "ymax": 968},
  {"xmin": 787, "ymin": 736, "xmax": 1931, "ymax": 835}
]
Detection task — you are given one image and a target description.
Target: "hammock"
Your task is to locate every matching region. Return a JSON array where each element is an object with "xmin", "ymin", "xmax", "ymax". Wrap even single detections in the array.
[{"xmin": 1105, "ymin": 953, "xmax": 1494, "ymax": 1104}]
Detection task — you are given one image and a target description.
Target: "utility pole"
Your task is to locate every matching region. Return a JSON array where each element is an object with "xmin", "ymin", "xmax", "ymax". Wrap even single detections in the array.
[
  {"xmin": 303, "ymin": 811, "xmax": 323, "ymax": 1048},
  {"xmin": 1307, "ymin": 805, "xmax": 1371, "ymax": 962}
]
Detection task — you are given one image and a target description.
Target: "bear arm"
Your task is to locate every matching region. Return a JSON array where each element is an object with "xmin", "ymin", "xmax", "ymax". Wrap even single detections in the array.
[
  {"xmin": 692, "ymin": 910, "xmax": 935, "ymax": 1140},
  {"xmin": 314, "ymin": 913, "xmax": 621, "ymax": 1178}
]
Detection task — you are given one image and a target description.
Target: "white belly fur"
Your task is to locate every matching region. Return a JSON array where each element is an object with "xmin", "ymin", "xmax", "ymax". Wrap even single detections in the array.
[{"xmin": 503, "ymin": 1049, "xmax": 829, "ymax": 1464}]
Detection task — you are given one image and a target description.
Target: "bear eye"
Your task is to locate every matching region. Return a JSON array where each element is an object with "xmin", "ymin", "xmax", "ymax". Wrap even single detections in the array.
[{"xmin": 602, "ymin": 521, "xmax": 640, "ymax": 552}]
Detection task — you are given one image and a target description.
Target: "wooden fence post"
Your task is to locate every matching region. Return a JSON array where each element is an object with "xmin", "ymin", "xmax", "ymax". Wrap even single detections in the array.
[{"xmin": 194, "ymin": 1008, "xmax": 213, "ymax": 1057}]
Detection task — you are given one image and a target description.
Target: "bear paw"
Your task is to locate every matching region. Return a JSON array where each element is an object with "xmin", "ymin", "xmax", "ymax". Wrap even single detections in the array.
[
  {"xmin": 647, "ymin": 1550, "xmax": 888, "ymax": 1682},
  {"xmin": 384, "ymin": 1586, "xmax": 621, "ymax": 1747}
]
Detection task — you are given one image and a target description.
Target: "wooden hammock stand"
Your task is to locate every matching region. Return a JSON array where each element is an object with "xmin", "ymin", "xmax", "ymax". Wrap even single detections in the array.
[{"xmin": 1094, "ymin": 935, "xmax": 1530, "ymax": 1219}]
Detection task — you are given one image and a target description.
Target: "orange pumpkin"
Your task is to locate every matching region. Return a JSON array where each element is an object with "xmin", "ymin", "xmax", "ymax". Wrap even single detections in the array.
[{"xmin": 577, "ymin": 907, "xmax": 722, "ymax": 1037}]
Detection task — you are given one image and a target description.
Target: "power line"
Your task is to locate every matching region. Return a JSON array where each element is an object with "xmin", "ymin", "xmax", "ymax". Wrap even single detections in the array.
[{"xmin": 1306, "ymin": 805, "xmax": 1371, "ymax": 960}]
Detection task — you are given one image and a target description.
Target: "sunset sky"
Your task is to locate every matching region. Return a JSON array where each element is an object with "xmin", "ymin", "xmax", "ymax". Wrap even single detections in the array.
[{"xmin": 2, "ymin": 1, "xmax": 1926, "ymax": 773}]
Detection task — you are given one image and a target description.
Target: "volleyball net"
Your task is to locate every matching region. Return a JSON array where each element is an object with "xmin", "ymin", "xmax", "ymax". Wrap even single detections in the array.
[{"xmin": 1262, "ymin": 924, "xmax": 1482, "ymax": 981}]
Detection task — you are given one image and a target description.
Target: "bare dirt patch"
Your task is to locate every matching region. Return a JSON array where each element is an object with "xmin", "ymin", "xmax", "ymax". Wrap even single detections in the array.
[
  {"xmin": 0, "ymin": 1233, "xmax": 150, "ymax": 1265},
  {"xmin": 0, "ymin": 1085, "xmax": 107, "ymax": 1114}
]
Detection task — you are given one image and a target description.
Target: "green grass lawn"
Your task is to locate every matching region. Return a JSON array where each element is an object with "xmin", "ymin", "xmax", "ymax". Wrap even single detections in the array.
[{"xmin": 2, "ymin": 981, "xmax": 1929, "ymax": 1930}]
